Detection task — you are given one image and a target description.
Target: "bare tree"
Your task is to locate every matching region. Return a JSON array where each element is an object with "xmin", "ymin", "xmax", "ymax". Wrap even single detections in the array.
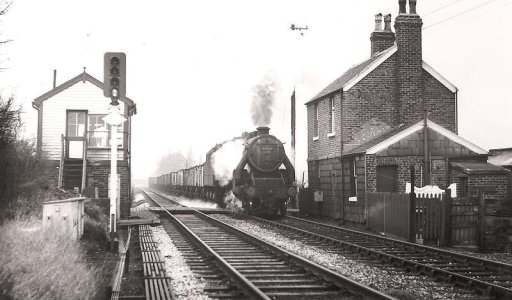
[{"xmin": 0, "ymin": 1, "xmax": 13, "ymax": 71}]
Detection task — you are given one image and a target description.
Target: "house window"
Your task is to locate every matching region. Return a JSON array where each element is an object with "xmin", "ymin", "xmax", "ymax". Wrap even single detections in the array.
[
  {"xmin": 313, "ymin": 103, "xmax": 319, "ymax": 139},
  {"xmin": 329, "ymin": 97, "xmax": 335, "ymax": 134},
  {"xmin": 376, "ymin": 165, "xmax": 398, "ymax": 192},
  {"xmin": 349, "ymin": 159, "xmax": 357, "ymax": 196},
  {"xmin": 87, "ymin": 115, "xmax": 123, "ymax": 148}
]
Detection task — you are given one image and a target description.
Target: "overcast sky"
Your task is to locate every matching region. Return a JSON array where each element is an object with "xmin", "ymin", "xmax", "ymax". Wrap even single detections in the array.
[{"xmin": 0, "ymin": 0, "xmax": 511, "ymax": 181}]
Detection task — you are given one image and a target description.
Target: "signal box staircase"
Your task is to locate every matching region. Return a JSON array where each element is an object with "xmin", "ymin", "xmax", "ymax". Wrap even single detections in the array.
[{"xmin": 62, "ymin": 159, "xmax": 83, "ymax": 191}]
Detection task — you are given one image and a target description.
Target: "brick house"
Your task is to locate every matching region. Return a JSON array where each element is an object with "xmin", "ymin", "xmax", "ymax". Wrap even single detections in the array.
[
  {"xmin": 32, "ymin": 70, "xmax": 137, "ymax": 218},
  {"xmin": 305, "ymin": 0, "xmax": 510, "ymax": 222}
]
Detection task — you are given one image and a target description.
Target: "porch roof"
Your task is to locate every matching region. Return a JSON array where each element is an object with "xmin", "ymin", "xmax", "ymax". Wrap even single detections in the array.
[{"xmin": 450, "ymin": 162, "xmax": 511, "ymax": 175}]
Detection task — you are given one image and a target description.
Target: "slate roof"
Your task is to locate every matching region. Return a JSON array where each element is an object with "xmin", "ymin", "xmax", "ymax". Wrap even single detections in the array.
[
  {"xmin": 450, "ymin": 162, "xmax": 510, "ymax": 175},
  {"xmin": 342, "ymin": 124, "xmax": 406, "ymax": 156},
  {"xmin": 305, "ymin": 46, "xmax": 395, "ymax": 105},
  {"xmin": 341, "ymin": 119, "xmax": 487, "ymax": 157}
]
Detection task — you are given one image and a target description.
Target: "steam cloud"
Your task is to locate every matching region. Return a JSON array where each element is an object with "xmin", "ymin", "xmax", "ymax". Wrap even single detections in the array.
[
  {"xmin": 211, "ymin": 138, "xmax": 245, "ymax": 186},
  {"xmin": 251, "ymin": 74, "xmax": 278, "ymax": 127}
]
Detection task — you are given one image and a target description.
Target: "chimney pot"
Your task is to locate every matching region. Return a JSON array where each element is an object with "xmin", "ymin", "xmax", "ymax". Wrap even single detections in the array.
[
  {"xmin": 384, "ymin": 14, "xmax": 392, "ymax": 31},
  {"xmin": 399, "ymin": 0, "xmax": 406, "ymax": 14},
  {"xmin": 409, "ymin": 0, "xmax": 417, "ymax": 14},
  {"xmin": 374, "ymin": 13, "xmax": 383, "ymax": 31}
]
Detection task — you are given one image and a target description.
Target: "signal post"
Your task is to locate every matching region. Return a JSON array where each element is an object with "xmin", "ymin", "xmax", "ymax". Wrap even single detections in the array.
[{"xmin": 103, "ymin": 52, "xmax": 127, "ymax": 241}]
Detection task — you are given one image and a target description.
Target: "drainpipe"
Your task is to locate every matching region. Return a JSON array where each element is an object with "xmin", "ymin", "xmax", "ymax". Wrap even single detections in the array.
[{"xmin": 423, "ymin": 113, "xmax": 430, "ymax": 185}]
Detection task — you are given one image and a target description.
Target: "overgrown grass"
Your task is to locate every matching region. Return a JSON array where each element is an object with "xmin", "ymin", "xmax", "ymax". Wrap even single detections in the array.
[
  {"xmin": 0, "ymin": 193, "xmax": 113, "ymax": 299},
  {"xmin": 0, "ymin": 217, "xmax": 101, "ymax": 299}
]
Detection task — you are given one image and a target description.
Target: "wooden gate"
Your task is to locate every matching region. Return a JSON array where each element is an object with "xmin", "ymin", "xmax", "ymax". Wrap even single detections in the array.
[{"xmin": 415, "ymin": 194, "xmax": 443, "ymax": 244}]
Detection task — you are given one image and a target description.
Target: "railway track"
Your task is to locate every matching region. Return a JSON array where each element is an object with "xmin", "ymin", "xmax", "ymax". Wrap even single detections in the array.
[
  {"xmin": 238, "ymin": 214, "xmax": 512, "ymax": 299},
  {"xmin": 141, "ymin": 188, "xmax": 395, "ymax": 299}
]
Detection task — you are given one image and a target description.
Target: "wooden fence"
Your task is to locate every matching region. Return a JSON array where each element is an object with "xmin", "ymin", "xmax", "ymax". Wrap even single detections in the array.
[
  {"xmin": 450, "ymin": 196, "xmax": 479, "ymax": 247},
  {"xmin": 367, "ymin": 192, "xmax": 410, "ymax": 238},
  {"xmin": 367, "ymin": 191, "xmax": 482, "ymax": 249}
]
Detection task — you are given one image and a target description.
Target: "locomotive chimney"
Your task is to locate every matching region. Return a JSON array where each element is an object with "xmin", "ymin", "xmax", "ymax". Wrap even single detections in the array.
[{"xmin": 257, "ymin": 126, "xmax": 270, "ymax": 136}]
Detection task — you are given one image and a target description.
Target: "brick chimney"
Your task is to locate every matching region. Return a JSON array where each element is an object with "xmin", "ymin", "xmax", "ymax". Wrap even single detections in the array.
[
  {"xmin": 395, "ymin": 0, "xmax": 424, "ymax": 125},
  {"xmin": 370, "ymin": 13, "xmax": 395, "ymax": 56}
]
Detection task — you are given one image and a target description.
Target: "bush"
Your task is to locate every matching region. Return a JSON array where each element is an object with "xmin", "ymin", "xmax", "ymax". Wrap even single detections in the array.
[
  {"xmin": 0, "ymin": 217, "xmax": 101, "ymax": 299},
  {"xmin": 0, "ymin": 97, "xmax": 49, "ymax": 223}
]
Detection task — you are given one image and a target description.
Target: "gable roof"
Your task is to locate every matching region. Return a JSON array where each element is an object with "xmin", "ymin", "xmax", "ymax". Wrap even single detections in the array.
[
  {"xmin": 343, "ymin": 119, "xmax": 487, "ymax": 156},
  {"xmin": 306, "ymin": 44, "xmax": 458, "ymax": 105},
  {"xmin": 32, "ymin": 71, "xmax": 136, "ymax": 114}
]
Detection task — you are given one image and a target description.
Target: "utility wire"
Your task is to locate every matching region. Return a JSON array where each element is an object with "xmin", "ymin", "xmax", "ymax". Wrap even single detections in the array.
[
  {"xmin": 423, "ymin": 0, "xmax": 464, "ymax": 17},
  {"xmin": 423, "ymin": 0, "xmax": 501, "ymax": 30},
  {"xmin": 425, "ymin": 0, "xmax": 512, "ymax": 32}
]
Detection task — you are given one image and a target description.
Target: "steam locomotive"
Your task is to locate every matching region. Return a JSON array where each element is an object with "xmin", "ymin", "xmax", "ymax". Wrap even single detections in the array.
[{"xmin": 149, "ymin": 127, "xmax": 296, "ymax": 216}]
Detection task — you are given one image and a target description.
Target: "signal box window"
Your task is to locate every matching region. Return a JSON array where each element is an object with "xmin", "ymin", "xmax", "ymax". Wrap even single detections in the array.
[{"xmin": 87, "ymin": 114, "xmax": 123, "ymax": 148}]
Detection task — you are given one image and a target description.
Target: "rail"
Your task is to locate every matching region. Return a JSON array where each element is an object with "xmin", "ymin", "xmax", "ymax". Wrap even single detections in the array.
[
  {"xmin": 252, "ymin": 214, "xmax": 512, "ymax": 299},
  {"xmin": 144, "ymin": 187, "xmax": 395, "ymax": 299}
]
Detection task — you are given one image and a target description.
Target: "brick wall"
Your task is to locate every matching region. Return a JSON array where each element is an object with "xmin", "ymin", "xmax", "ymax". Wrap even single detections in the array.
[
  {"xmin": 366, "ymin": 155, "xmax": 425, "ymax": 193},
  {"xmin": 343, "ymin": 55, "xmax": 398, "ymax": 145},
  {"xmin": 307, "ymin": 94, "xmax": 342, "ymax": 160},
  {"xmin": 86, "ymin": 162, "xmax": 131, "ymax": 219},
  {"xmin": 423, "ymin": 70, "xmax": 457, "ymax": 133},
  {"xmin": 370, "ymin": 31, "xmax": 395, "ymax": 56}
]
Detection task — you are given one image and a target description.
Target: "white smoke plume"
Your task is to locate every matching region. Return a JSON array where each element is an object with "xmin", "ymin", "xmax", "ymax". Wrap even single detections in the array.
[
  {"xmin": 251, "ymin": 73, "xmax": 278, "ymax": 127},
  {"xmin": 211, "ymin": 138, "xmax": 245, "ymax": 186},
  {"xmin": 224, "ymin": 191, "xmax": 244, "ymax": 213}
]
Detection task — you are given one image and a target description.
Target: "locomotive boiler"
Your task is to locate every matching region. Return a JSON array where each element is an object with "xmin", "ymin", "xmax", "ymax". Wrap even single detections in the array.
[{"xmin": 232, "ymin": 127, "xmax": 296, "ymax": 216}]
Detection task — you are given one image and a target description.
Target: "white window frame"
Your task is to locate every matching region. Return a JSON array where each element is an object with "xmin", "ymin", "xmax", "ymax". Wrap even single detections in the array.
[
  {"xmin": 328, "ymin": 97, "xmax": 335, "ymax": 137},
  {"xmin": 313, "ymin": 103, "xmax": 319, "ymax": 140}
]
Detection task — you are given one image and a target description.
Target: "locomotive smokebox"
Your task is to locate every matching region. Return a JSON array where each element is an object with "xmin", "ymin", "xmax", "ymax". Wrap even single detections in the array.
[{"xmin": 257, "ymin": 126, "xmax": 270, "ymax": 136}]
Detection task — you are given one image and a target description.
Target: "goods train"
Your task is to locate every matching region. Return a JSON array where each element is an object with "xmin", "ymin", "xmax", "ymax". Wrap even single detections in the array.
[{"xmin": 149, "ymin": 127, "xmax": 296, "ymax": 216}]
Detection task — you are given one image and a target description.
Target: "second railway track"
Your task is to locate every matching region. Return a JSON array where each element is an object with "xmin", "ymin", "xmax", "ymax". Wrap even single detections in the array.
[
  {"xmin": 141, "ymin": 188, "xmax": 395, "ymax": 299},
  {"xmin": 238, "ymin": 214, "xmax": 512, "ymax": 299}
]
